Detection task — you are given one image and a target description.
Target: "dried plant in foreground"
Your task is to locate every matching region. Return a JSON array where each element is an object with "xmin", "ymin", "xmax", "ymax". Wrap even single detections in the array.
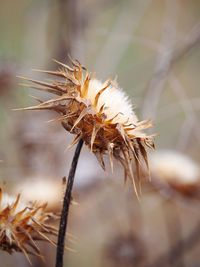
[
  {"xmin": 19, "ymin": 57, "xmax": 154, "ymax": 267},
  {"xmin": 0, "ymin": 188, "xmax": 58, "ymax": 263},
  {"xmin": 19, "ymin": 58, "xmax": 154, "ymax": 195}
]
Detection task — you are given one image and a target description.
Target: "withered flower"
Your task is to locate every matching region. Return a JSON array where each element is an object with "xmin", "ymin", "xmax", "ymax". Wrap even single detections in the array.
[
  {"xmin": 20, "ymin": 58, "xmax": 154, "ymax": 195},
  {"xmin": 0, "ymin": 188, "xmax": 57, "ymax": 263}
]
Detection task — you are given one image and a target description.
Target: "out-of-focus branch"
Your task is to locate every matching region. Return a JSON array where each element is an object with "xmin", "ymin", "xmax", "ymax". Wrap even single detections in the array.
[
  {"xmin": 50, "ymin": 0, "xmax": 84, "ymax": 62},
  {"xmin": 94, "ymin": 0, "xmax": 153, "ymax": 77},
  {"xmin": 171, "ymin": 22, "xmax": 200, "ymax": 65},
  {"xmin": 148, "ymin": 221, "xmax": 200, "ymax": 267},
  {"xmin": 169, "ymin": 74, "xmax": 200, "ymax": 149},
  {"xmin": 55, "ymin": 0, "xmax": 76, "ymax": 61},
  {"xmin": 157, "ymin": 98, "xmax": 200, "ymax": 122},
  {"xmin": 162, "ymin": 200, "xmax": 185, "ymax": 267},
  {"xmin": 142, "ymin": 16, "xmax": 200, "ymax": 121},
  {"xmin": 142, "ymin": 0, "xmax": 178, "ymax": 120}
]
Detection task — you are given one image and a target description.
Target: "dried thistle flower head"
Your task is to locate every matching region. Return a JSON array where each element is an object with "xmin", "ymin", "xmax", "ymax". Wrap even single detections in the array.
[
  {"xmin": 20, "ymin": 58, "xmax": 154, "ymax": 196},
  {"xmin": 0, "ymin": 188, "xmax": 57, "ymax": 263},
  {"xmin": 150, "ymin": 150, "xmax": 200, "ymax": 197}
]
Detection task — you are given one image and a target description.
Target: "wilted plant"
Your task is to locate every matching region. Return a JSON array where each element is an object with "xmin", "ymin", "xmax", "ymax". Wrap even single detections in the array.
[
  {"xmin": 20, "ymin": 58, "xmax": 154, "ymax": 193},
  {"xmin": 0, "ymin": 188, "xmax": 58, "ymax": 263},
  {"xmin": 19, "ymin": 57, "xmax": 154, "ymax": 267}
]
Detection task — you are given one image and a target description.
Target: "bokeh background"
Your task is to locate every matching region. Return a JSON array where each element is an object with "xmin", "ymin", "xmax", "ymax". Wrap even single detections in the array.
[{"xmin": 0, "ymin": 0, "xmax": 200, "ymax": 266}]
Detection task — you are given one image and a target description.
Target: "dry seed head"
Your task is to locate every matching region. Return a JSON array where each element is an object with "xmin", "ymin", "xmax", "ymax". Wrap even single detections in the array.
[
  {"xmin": 20, "ymin": 58, "xmax": 154, "ymax": 196},
  {"xmin": 0, "ymin": 188, "xmax": 58, "ymax": 263}
]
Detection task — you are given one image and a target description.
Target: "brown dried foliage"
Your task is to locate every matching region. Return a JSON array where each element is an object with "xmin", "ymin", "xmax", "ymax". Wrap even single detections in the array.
[{"xmin": 0, "ymin": 188, "xmax": 58, "ymax": 263}]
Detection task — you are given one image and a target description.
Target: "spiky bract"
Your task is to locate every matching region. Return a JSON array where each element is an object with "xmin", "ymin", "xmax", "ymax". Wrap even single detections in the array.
[
  {"xmin": 20, "ymin": 58, "xmax": 154, "ymax": 195},
  {"xmin": 0, "ymin": 188, "xmax": 57, "ymax": 263}
]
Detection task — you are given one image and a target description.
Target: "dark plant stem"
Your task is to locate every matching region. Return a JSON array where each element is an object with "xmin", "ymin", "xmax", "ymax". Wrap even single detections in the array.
[{"xmin": 55, "ymin": 139, "xmax": 83, "ymax": 267}]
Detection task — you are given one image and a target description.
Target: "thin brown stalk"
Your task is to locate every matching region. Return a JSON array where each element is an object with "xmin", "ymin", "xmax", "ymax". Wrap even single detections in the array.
[{"xmin": 55, "ymin": 139, "xmax": 83, "ymax": 267}]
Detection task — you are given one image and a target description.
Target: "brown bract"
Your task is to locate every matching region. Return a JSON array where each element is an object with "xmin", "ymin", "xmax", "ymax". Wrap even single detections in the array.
[
  {"xmin": 0, "ymin": 188, "xmax": 58, "ymax": 263},
  {"xmin": 19, "ymin": 58, "xmax": 155, "ymax": 196}
]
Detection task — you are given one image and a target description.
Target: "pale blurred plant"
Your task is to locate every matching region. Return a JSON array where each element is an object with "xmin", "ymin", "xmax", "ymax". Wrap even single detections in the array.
[
  {"xmin": 150, "ymin": 150, "xmax": 200, "ymax": 199},
  {"xmin": 15, "ymin": 178, "xmax": 64, "ymax": 212}
]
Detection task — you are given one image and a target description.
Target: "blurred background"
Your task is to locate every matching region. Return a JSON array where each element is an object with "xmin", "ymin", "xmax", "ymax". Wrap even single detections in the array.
[{"xmin": 0, "ymin": 0, "xmax": 200, "ymax": 266}]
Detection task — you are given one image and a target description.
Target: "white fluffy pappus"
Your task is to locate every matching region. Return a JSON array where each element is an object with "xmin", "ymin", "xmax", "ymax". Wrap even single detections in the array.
[{"xmin": 87, "ymin": 79, "xmax": 138, "ymax": 125}]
